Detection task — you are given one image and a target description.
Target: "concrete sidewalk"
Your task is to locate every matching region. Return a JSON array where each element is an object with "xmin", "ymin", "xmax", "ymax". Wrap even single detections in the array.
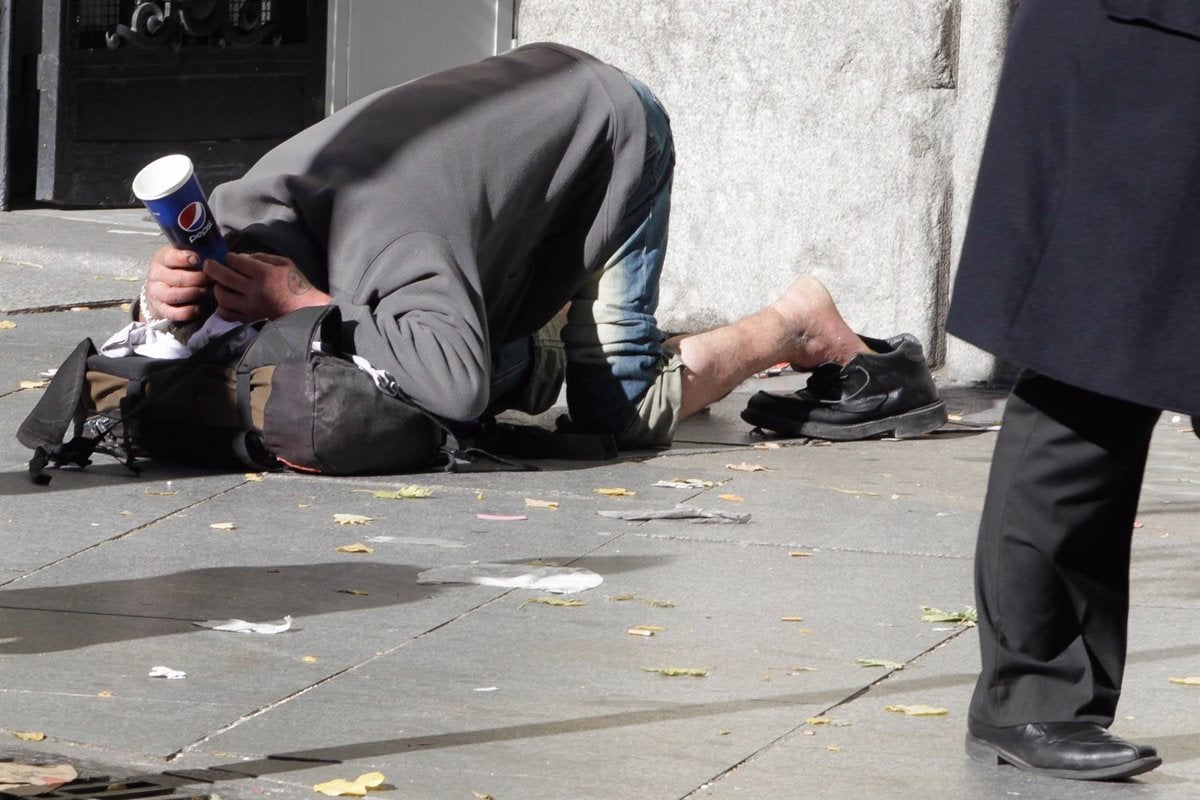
[{"xmin": 2, "ymin": 209, "xmax": 1200, "ymax": 799}]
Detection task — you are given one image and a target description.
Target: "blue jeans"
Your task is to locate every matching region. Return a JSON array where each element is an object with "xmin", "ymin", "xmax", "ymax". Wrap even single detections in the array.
[
  {"xmin": 562, "ymin": 74, "xmax": 679, "ymax": 447},
  {"xmin": 486, "ymin": 74, "xmax": 679, "ymax": 447}
]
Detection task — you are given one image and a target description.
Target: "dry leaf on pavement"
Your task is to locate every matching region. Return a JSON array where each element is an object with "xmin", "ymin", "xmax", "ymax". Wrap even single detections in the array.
[
  {"xmin": 595, "ymin": 487, "xmax": 636, "ymax": 496},
  {"xmin": 333, "ymin": 513, "xmax": 373, "ymax": 525},
  {"xmin": 643, "ymin": 667, "xmax": 708, "ymax": 677},
  {"xmin": 1169, "ymin": 676, "xmax": 1200, "ymax": 686},
  {"xmin": 336, "ymin": 543, "xmax": 374, "ymax": 554},
  {"xmin": 209, "ymin": 522, "xmax": 236, "ymax": 531},
  {"xmin": 886, "ymin": 704, "xmax": 948, "ymax": 716},
  {"xmin": 313, "ymin": 771, "xmax": 387, "ymax": 797},
  {"xmin": 524, "ymin": 498, "xmax": 559, "ymax": 509},
  {"xmin": 11, "ymin": 731, "xmax": 45, "ymax": 741}
]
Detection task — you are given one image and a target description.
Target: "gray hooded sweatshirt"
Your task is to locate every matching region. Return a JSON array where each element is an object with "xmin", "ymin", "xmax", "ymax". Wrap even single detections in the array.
[{"xmin": 210, "ymin": 43, "xmax": 648, "ymax": 420}]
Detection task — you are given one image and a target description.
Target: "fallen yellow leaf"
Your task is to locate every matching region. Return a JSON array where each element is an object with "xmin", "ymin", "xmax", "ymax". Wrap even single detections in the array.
[
  {"xmin": 472, "ymin": 792, "xmax": 494, "ymax": 800},
  {"xmin": 827, "ymin": 745, "xmax": 842, "ymax": 752},
  {"xmin": 806, "ymin": 717, "xmax": 833, "ymax": 726},
  {"xmin": 302, "ymin": 655, "xmax": 318, "ymax": 664},
  {"xmin": 886, "ymin": 704, "xmax": 948, "ymax": 716},
  {"xmin": 1169, "ymin": 676, "xmax": 1200, "ymax": 686},
  {"xmin": 209, "ymin": 522, "xmax": 237, "ymax": 531},
  {"xmin": 312, "ymin": 771, "xmax": 386, "ymax": 797},
  {"xmin": 718, "ymin": 493, "xmax": 744, "ymax": 502},
  {"xmin": 13, "ymin": 731, "xmax": 45, "ymax": 741},
  {"xmin": 336, "ymin": 543, "xmax": 374, "ymax": 554},
  {"xmin": 355, "ymin": 485, "xmax": 433, "ymax": 499},
  {"xmin": 333, "ymin": 513, "xmax": 373, "ymax": 525},
  {"xmin": 120, "ymin": 302, "xmax": 133, "ymax": 313},
  {"xmin": 524, "ymin": 498, "xmax": 559, "ymax": 509},
  {"xmin": 98, "ymin": 690, "xmax": 113, "ymax": 698},
  {"xmin": 595, "ymin": 487, "xmax": 636, "ymax": 496},
  {"xmin": 0, "ymin": 320, "xmax": 15, "ymax": 330},
  {"xmin": 19, "ymin": 379, "xmax": 49, "ymax": 389},
  {"xmin": 643, "ymin": 666, "xmax": 708, "ymax": 677},
  {"xmin": 244, "ymin": 473, "xmax": 265, "ymax": 482}
]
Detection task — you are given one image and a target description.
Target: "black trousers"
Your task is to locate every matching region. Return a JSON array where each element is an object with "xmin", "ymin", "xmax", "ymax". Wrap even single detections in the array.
[{"xmin": 969, "ymin": 372, "xmax": 1162, "ymax": 727}]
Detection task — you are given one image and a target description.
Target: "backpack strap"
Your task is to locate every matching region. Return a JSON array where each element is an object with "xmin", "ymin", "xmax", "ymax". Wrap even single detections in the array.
[{"xmin": 16, "ymin": 338, "xmax": 98, "ymax": 484}]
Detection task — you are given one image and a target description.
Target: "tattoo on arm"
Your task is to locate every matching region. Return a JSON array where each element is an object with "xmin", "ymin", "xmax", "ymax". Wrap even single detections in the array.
[{"xmin": 286, "ymin": 268, "xmax": 312, "ymax": 296}]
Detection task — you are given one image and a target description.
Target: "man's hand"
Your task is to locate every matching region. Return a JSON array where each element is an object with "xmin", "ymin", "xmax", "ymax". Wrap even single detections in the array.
[
  {"xmin": 204, "ymin": 252, "xmax": 331, "ymax": 322},
  {"xmin": 142, "ymin": 245, "xmax": 211, "ymax": 323}
]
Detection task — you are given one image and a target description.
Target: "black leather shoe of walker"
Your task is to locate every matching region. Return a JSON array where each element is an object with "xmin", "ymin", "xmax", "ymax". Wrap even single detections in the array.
[
  {"xmin": 740, "ymin": 333, "xmax": 947, "ymax": 441},
  {"xmin": 966, "ymin": 719, "xmax": 1162, "ymax": 781}
]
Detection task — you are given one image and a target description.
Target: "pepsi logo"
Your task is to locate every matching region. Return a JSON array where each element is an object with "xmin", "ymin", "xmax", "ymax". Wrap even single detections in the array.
[{"xmin": 177, "ymin": 201, "xmax": 207, "ymax": 233}]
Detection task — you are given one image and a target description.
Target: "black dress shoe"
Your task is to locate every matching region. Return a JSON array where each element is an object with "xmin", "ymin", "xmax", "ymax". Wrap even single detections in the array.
[
  {"xmin": 966, "ymin": 718, "xmax": 1161, "ymax": 781},
  {"xmin": 740, "ymin": 333, "xmax": 947, "ymax": 440}
]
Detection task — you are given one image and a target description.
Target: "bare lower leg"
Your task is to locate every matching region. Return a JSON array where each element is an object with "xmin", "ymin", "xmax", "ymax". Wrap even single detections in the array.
[{"xmin": 669, "ymin": 275, "xmax": 870, "ymax": 419}]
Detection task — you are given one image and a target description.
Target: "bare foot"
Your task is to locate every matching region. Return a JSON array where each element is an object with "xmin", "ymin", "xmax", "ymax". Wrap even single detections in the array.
[{"xmin": 769, "ymin": 275, "xmax": 871, "ymax": 368}]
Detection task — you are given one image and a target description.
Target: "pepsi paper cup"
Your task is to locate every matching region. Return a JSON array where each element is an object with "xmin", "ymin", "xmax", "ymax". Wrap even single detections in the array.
[{"xmin": 132, "ymin": 154, "xmax": 228, "ymax": 265}]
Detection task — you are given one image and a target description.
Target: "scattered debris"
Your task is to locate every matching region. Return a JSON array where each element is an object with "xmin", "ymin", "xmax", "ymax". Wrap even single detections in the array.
[
  {"xmin": 472, "ymin": 792, "xmax": 495, "ymax": 800},
  {"xmin": 1169, "ymin": 676, "xmax": 1200, "ymax": 686},
  {"xmin": 333, "ymin": 513, "xmax": 373, "ymax": 526},
  {"xmin": 595, "ymin": 487, "xmax": 636, "ymax": 496},
  {"xmin": 753, "ymin": 442, "xmax": 783, "ymax": 450},
  {"xmin": 806, "ymin": 716, "xmax": 834, "ymax": 725},
  {"xmin": 0, "ymin": 762, "xmax": 76, "ymax": 795},
  {"xmin": 521, "ymin": 596, "xmax": 585, "ymax": 608},
  {"xmin": 194, "ymin": 616, "xmax": 293, "ymax": 634},
  {"xmin": 337, "ymin": 589, "xmax": 370, "ymax": 596},
  {"xmin": 823, "ymin": 485, "xmax": 881, "ymax": 496},
  {"xmin": 857, "ymin": 659, "xmax": 905, "ymax": 670},
  {"xmin": 209, "ymin": 522, "xmax": 237, "ymax": 531},
  {"xmin": 789, "ymin": 551, "xmax": 812, "ymax": 558},
  {"xmin": 524, "ymin": 498, "xmax": 559, "ymax": 509},
  {"xmin": 781, "ymin": 616, "xmax": 804, "ymax": 623},
  {"xmin": 886, "ymin": 704, "xmax": 948, "ymax": 716},
  {"xmin": 303, "ymin": 656, "xmax": 318, "ymax": 664},
  {"xmin": 355, "ymin": 485, "xmax": 433, "ymax": 499},
  {"xmin": 643, "ymin": 667, "xmax": 708, "ymax": 677},
  {"xmin": 627, "ymin": 625, "xmax": 666, "ymax": 637},
  {"xmin": 719, "ymin": 494, "xmax": 744, "ymax": 502},
  {"xmin": 0, "ymin": 320, "xmax": 15, "ymax": 330},
  {"xmin": 244, "ymin": 472, "xmax": 265, "ymax": 481},
  {"xmin": 313, "ymin": 771, "xmax": 387, "ymax": 797},
  {"xmin": 18, "ymin": 379, "xmax": 49, "ymax": 390},
  {"xmin": 726, "ymin": 462, "xmax": 771, "ymax": 472},
  {"xmin": 148, "ymin": 665, "xmax": 186, "ymax": 679},
  {"xmin": 11, "ymin": 732, "xmax": 45, "ymax": 742},
  {"xmin": 336, "ymin": 543, "xmax": 374, "ymax": 554},
  {"xmin": 652, "ymin": 478, "xmax": 715, "ymax": 490},
  {"xmin": 920, "ymin": 606, "xmax": 978, "ymax": 625},
  {"xmin": 597, "ymin": 505, "xmax": 750, "ymax": 524},
  {"xmin": 417, "ymin": 563, "xmax": 603, "ymax": 594}
]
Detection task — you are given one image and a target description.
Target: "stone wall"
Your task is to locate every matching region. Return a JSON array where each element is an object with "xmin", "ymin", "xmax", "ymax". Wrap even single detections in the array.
[{"xmin": 517, "ymin": 0, "xmax": 1015, "ymax": 381}]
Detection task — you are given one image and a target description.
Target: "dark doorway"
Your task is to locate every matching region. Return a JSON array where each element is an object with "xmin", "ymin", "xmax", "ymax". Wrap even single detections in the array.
[{"xmin": 7, "ymin": 0, "xmax": 326, "ymax": 209}]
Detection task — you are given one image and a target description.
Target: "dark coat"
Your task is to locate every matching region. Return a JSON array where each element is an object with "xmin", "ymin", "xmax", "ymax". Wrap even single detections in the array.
[
  {"xmin": 948, "ymin": 0, "xmax": 1200, "ymax": 415},
  {"xmin": 209, "ymin": 44, "xmax": 647, "ymax": 421}
]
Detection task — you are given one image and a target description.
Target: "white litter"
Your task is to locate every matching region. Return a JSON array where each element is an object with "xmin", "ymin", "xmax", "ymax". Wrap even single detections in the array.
[
  {"xmin": 194, "ymin": 615, "xmax": 293, "ymax": 634},
  {"xmin": 148, "ymin": 665, "xmax": 187, "ymax": 679},
  {"xmin": 416, "ymin": 563, "xmax": 603, "ymax": 594}
]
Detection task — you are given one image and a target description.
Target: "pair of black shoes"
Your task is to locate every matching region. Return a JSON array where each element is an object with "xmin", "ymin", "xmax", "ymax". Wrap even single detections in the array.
[
  {"xmin": 741, "ymin": 333, "xmax": 947, "ymax": 440},
  {"xmin": 967, "ymin": 718, "xmax": 1161, "ymax": 781}
]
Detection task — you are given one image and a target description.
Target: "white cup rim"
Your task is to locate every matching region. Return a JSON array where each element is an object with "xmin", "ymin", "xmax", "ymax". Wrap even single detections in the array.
[{"xmin": 132, "ymin": 154, "xmax": 195, "ymax": 201}]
